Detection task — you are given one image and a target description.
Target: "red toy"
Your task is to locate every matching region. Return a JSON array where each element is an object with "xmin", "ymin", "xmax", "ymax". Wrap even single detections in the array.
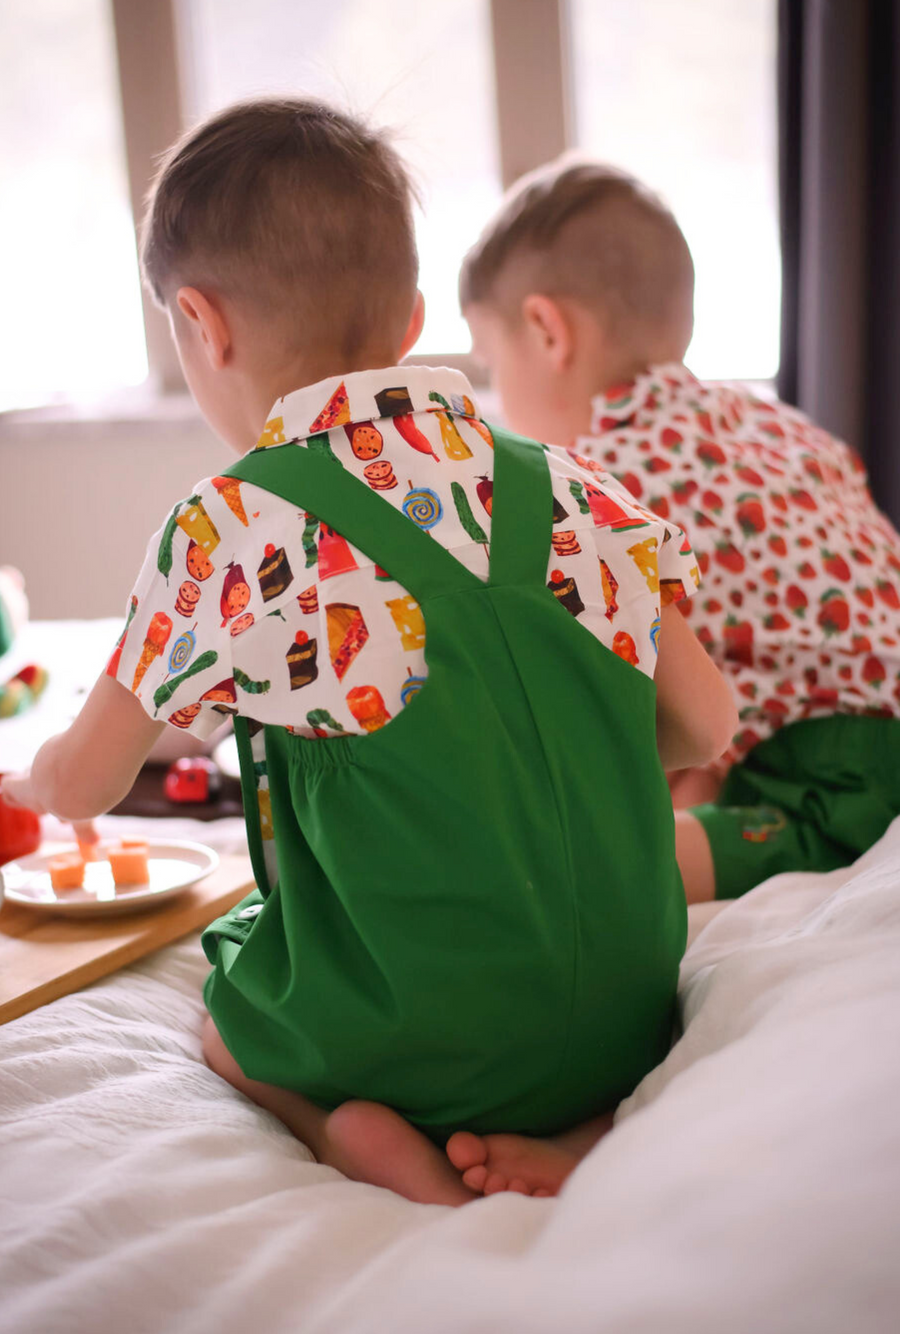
[
  {"xmin": 163, "ymin": 757, "xmax": 221, "ymax": 805},
  {"xmin": 0, "ymin": 776, "xmax": 41, "ymax": 866}
]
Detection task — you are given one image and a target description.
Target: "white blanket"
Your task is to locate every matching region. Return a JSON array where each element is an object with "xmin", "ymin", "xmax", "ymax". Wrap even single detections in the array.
[{"xmin": 2, "ymin": 813, "xmax": 899, "ymax": 1334}]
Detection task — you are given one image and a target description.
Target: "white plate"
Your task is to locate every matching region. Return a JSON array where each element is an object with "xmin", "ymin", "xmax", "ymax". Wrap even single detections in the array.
[{"xmin": 0, "ymin": 840, "xmax": 219, "ymax": 917}]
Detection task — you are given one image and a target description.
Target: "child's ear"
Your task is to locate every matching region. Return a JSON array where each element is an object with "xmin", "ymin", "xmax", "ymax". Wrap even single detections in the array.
[
  {"xmin": 521, "ymin": 294, "xmax": 573, "ymax": 371},
  {"xmin": 174, "ymin": 286, "xmax": 232, "ymax": 370},
  {"xmin": 399, "ymin": 290, "xmax": 426, "ymax": 359}
]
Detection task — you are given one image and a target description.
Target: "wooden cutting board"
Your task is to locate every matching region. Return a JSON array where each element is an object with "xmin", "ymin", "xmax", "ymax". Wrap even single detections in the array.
[{"xmin": 0, "ymin": 852, "xmax": 255, "ymax": 1025}]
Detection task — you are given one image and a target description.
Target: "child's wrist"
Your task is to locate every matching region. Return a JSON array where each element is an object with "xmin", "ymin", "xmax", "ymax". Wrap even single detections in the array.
[{"xmin": 0, "ymin": 771, "xmax": 45, "ymax": 815}]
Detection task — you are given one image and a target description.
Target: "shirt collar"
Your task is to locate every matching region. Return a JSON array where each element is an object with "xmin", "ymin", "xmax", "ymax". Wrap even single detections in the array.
[
  {"xmin": 589, "ymin": 362, "xmax": 700, "ymax": 434},
  {"xmin": 255, "ymin": 365, "xmax": 482, "ymax": 450}
]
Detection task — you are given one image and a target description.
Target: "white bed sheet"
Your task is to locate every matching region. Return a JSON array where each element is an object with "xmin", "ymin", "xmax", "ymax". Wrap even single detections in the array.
[{"xmin": 2, "ymin": 812, "xmax": 899, "ymax": 1334}]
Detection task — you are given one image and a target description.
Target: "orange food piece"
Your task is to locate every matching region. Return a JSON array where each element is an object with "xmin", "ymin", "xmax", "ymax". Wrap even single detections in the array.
[
  {"xmin": 49, "ymin": 854, "xmax": 85, "ymax": 891},
  {"xmin": 120, "ymin": 838, "xmax": 148, "ymax": 850},
  {"xmin": 108, "ymin": 843, "xmax": 149, "ymax": 887},
  {"xmin": 78, "ymin": 840, "xmax": 101, "ymax": 862}
]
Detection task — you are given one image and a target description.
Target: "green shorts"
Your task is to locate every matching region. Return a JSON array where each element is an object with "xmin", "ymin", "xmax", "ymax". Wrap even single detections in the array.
[{"xmin": 690, "ymin": 714, "xmax": 900, "ymax": 899}]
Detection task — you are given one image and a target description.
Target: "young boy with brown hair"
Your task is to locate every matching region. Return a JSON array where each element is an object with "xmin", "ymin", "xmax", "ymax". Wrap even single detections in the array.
[
  {"xmin": 0, "ymin": 103, "xmax": 735, "ymax": 1206},
  {"xmin": 461, "ymin": 157, "xmax": 900, "ymax": 906}
]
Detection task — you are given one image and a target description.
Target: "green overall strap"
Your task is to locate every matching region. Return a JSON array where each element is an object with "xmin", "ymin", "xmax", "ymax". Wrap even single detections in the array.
[
  {"xmin": 224, "ymin": 427, "xmax": 553, "ymax": 598},
  {"xmin": 225, "ymin": 446, "xmax": 480, "ymax": 603},
  {"xmin": 487, "ymin": 432, "xmax": 553, "ymax": 589}
]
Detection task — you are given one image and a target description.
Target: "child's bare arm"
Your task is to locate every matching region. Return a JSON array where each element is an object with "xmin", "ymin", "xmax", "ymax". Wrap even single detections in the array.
[
  {"xmin": 654, "ymin": 605, "xmax": 737, "ymax": 772},
  {"xmin": 1, "ymin": 674, "xmax": 164, "ymax": 822}
]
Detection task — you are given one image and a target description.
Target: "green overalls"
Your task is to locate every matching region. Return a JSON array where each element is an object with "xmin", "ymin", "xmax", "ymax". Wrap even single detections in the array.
[{"xmin": 202, "ymin": 428, "xmax": 687, "ymax": 1142}]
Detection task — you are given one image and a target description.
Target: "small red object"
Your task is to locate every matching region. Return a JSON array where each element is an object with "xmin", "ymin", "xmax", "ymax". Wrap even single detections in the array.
[
  {"xmin": 265, "ymin": 543, "xmax": 276, "ymax": 557},
  {"xmin": 295, "ymin": 631, "xmax": 308, "ymax": 645},
  {"xmin": 163, "ymin": 757, "xmax": 220, "ymax": 804},
  {"xmin": 0, "ymin": 775, "xmax": 41, "ymax": 866}
]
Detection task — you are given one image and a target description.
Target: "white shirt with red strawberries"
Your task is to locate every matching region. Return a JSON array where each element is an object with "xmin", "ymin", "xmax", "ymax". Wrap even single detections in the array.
[{"xmin": 574, "ymin": 363, "xmax": 900, "ymax": 765}]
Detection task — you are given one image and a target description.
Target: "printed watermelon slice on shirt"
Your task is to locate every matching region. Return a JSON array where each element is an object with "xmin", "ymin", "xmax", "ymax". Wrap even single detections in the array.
[
  {"xmin": 326, "ymin": 603, "xmax": 370, "ymax": 681},
  {"xmin": 309, "ymin": 381, "xmax": 351, "ymax": 432}
]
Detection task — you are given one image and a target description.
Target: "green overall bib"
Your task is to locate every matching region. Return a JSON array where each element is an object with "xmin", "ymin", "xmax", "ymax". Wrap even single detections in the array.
[{"xmin": 202, "ymin": 428, "xmax": 687, "ymax": 1142}]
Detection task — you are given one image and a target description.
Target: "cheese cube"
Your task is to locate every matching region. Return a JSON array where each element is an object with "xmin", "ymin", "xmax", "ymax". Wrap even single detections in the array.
[
  {"xmin": 49, "ymin": 854, "xmax": 85, "ymax": 891},
  {"xmin": 108, "ymin": 843, "xmax": 149, "ymax": 886}
]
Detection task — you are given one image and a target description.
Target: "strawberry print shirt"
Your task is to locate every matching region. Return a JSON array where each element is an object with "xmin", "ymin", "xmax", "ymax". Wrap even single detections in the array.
[
  {"xmin": 575, "ymin": 363, "xmax": 900, "ymax": 764},
  {"xmin": 110, "ymin": 368, "xmax": 699, "ymax": 739}
]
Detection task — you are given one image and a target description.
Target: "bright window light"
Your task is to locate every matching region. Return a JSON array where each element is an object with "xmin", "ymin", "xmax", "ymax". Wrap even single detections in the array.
[
  {"xmin": 177, "ymin": 0, "xmax": 502, "ymax": 355},
  {"xmin": 0, "ymin": 0, "xmax": 148, "ymax": 411},
  {"xmin": 570, "ymin": 0, "xmax": 780, "ymax": 380}
]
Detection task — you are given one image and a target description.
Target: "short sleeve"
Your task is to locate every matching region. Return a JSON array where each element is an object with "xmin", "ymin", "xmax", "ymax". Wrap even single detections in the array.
[
  {"xmin": 656, "ymin": 519, "xmax": 702, "ymax": 608},
  {"xmin": 107, "ymin": 491, "xmax": 236, "ymax": 739}
]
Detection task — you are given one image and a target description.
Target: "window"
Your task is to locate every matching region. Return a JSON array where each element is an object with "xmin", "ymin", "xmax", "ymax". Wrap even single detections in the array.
[
  {"xmin": 176, "ymin": 0, "xmax": 502, "ymax": 354},
  {"xmin": 1, "ymin": 0, "xmax": 782, "ymax": 411},
  {"xmin": 570, "ymin": 0, "xmax": 780, "ymax": 380},
  {"xmin": 0, "ymin": 0, "xmax": 147, "ymax": 411}
]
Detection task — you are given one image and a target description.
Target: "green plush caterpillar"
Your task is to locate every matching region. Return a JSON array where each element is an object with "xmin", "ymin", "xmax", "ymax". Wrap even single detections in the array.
[
  {"xmin": 234, "ymin": 666, "xmax": 271, "ymax": 695},
  {"xmin": 153, "ymin": 650, "xmax": 218, "ymax": 709}
]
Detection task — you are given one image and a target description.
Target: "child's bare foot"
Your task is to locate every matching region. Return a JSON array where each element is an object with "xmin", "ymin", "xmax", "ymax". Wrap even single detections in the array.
[
  {"xmin": 203, "ymin": 1017, "xmax": 473, "ymax": 1206},
  {"xmin": 446, "ymin": 1112, "xmax": 615, "ymax": 1198},
  {"xmin": 322, "ymin": 1100, "xmax": 475, "ymax": 1207}
]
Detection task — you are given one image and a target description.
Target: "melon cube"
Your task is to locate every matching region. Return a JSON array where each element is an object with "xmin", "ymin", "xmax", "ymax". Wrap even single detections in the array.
[
  {"xmin": 108, "ymin": 842, "xmax": 149, "ymax": 887},
  {"xmin": 49, "ymin": 854, "xmax": 85, "ymax": 891}
]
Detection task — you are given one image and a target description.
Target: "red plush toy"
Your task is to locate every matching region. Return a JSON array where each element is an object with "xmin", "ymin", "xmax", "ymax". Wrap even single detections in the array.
[
  {"xmin": 163, "ymin": 757, "xmax": 221, "ymax": 805},
  {"xmin": 0, "ymin": 776, "xmax": 41, "ymax": 867}
]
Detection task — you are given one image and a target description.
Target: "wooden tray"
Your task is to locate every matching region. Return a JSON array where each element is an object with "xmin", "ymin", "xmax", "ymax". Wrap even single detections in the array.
[{"xmin": 0, "ymin": 852, "xmax": 254, "ymax": 1025}]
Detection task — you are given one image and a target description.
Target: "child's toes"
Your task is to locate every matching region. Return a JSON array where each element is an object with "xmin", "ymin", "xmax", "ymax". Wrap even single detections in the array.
[
  {"xmin": 533, "ymin": 1188, "xmax": 553, "ymax": 1198},
  {"xmin": 483, "ymin": 1172, "xmax": 508, "ymax": 1195},
  {"xmin": 507, "ymin": 1178, "xmax": 529, "ymax": 1194},
  {"xmin": 462, "ymin": 1164, "xmax": 489, "ymax": 1192},
  {"xmin": 446, "ymin": 1131, "xmax": 486, "ymax": 1172}
]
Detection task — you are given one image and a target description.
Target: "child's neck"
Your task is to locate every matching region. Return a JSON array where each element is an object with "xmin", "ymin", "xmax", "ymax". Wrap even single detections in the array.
[{"xmin": 238, "ymin": 346, "xmax": 404, "ymax": 451}]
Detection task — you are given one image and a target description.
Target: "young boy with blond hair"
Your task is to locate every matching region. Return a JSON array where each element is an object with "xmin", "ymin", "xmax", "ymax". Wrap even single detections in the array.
[
  {"xmin": 461, "ymin": 157, "xmax": 900, "ymax": 905},
  {"xmin": 1, "ymin": 102, "xmax": 735, "ymax": 1206}
]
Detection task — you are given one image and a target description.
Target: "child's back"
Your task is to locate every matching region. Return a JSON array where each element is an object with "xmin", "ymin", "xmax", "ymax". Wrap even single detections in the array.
[
  {"xmin": 122, "ymin": 364, "xmax": 699, "ymax": 1138},
  {"xmin": 4, "ymin": 104, "xmax": 735, "ymax": 1205}
]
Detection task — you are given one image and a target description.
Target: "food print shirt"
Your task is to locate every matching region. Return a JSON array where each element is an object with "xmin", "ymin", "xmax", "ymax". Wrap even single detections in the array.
[
  {"xmin": 575, "ymin": 362, "xmax": 900, "ymax": 766},
  {"xmin": 110, "ymin": 367, "xmax": 700, "ymax": 740}
]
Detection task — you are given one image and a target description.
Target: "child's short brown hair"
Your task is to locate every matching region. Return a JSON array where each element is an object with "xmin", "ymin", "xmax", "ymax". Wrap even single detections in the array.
[
  {"xmin": 460, "ymin": 157, "xmax": 694, "ymax": 353},
  {"xmin": 141, "ymin": 98, "xmax": 419, "ymax": 359}
]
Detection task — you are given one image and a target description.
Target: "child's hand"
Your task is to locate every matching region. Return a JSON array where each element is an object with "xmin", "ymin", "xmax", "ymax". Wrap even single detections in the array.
[{"xmin": 0, "ymin": 771, "xmax": 98, "ymax": 849}]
